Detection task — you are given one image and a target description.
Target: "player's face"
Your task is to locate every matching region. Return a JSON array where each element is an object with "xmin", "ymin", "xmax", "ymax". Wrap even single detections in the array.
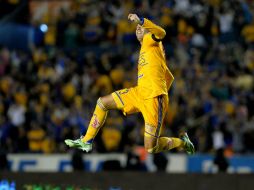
[{"xmin": 136, "ymin": 24, "xmax": 145, "ymax": 42}]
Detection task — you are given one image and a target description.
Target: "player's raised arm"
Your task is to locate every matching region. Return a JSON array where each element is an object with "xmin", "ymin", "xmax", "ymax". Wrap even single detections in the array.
[{"xmin": 128, "ymin": 13, "xmax": 166, "ymax": 40}]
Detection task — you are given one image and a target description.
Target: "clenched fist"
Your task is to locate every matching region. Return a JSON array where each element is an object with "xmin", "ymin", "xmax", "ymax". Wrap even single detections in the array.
[{"xmin": 128, "ymin": 13, "xmax": 142, "ymax": 24}]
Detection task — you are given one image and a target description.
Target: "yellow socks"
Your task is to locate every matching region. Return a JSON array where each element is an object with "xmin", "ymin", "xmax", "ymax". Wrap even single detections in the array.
[
  {"xmin": 167, "ymin": 137, "xmax": 184, "ymax": 149},
  {"xmin": 149, "ymin": 137, "xmax": 184, "ymax": 153},
  {"xmin": 82, "ymin": 98, "xmax": 108, "ymax": 143}
]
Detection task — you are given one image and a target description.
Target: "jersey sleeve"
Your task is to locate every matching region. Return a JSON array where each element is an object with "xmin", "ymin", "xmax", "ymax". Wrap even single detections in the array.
[{"xmin": 141, "ymin": 18, "xmax": 166, "ymax": 41}]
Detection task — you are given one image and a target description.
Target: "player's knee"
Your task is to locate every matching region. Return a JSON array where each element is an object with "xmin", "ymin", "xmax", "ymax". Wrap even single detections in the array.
[
  {"xmin": 144, "ymin": 136, "xmax": 158, "ymax": 153},
  {"xmin": 99, "ymin": 95, "xmax": 117, "ymax": 110},
  {"xmin": 145, "ymin": 141, "xmax": 159, "ymax": 154},
  {"xmin": 97, "ymin": 97, "xmax": 109, "ymax": 111},
  {"xmin": 145, "ymin": 144, "xmax": 159, "ymax": 154},
  {"xmin": 146, "ymin": 146, "xmax": 154, "ymax": 153}
]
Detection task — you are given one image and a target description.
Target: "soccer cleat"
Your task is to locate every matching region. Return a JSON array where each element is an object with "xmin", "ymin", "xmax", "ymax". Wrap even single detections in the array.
[
  {"xmin": 179, "ymin": 132, "xmax": 195, "ymax": 155},
  {"xmin": 64, "ymin": 138, "xmax": 92, "ymax": 152}
]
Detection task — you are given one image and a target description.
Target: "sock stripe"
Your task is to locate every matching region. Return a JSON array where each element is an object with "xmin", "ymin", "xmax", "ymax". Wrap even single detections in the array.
[
  {"xmin": 97, "ymin": 98, "xmax": 107, "ymax": 111},
  {"xmin": 145, "ymin": 131, "xmax": 159, "ymax": 138}
]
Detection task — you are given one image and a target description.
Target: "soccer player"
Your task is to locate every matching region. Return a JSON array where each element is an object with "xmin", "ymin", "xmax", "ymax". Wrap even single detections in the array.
[{"xmin": 65, "ymin": 13, "xmax": 195, "ymax": 154}]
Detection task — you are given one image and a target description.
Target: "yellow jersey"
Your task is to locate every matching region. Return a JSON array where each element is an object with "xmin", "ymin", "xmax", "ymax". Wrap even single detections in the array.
[{"xmin": 137, "ymin": 18, "xmax": 174, "ymax": 99}]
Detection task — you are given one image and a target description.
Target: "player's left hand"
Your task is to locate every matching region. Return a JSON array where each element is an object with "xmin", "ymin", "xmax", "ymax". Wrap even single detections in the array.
[{"xmin": 128, "ymin": 13, "xmax": 141, "ymax": 24}]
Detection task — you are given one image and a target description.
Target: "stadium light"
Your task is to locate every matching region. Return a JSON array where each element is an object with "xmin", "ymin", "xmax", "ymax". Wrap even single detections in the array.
[{"xmin": 39, "ymin": 24, "xmax": 48, "ymax": 33}]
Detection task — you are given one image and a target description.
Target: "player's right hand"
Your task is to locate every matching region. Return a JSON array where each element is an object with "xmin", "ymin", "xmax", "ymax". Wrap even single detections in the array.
[{"xmin": 128, "ymin": 13, "xmax": 141, "ymax": 24}]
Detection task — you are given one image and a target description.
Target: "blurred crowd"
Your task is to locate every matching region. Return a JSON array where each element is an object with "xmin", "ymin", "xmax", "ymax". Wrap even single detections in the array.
[{"xmin": 0, "ymin": 0, "xmax": 254, "ymax": 156}]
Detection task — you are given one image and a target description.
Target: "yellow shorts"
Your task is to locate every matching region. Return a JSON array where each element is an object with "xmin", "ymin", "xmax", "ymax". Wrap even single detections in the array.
[{"xmin": 112, "ymin": 86, "xmax": 169, "ymax": 138}]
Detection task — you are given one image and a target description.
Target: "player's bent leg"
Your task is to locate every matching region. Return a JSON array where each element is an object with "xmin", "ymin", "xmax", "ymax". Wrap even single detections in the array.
[
  {"xmin": 144, "ymin": 135, "xmax": 184, "ymax": 154},
  {"xmin": 144, "ymin": 124, "xmax": 191, "ymax": 154},
  {"xmin": 65, "ymin": 94, "xmax": 117, "ymax": 152},
  {"xmin": 145, "ymin": 134, "xmax": 195, "ymax": 154},
  {"xmin": 100, "ymin": 94, "xmax": 118, "ymax": 110},
  {"xmin": 82, "ymin": 94, "xmax": 117, "ymax": 142}
]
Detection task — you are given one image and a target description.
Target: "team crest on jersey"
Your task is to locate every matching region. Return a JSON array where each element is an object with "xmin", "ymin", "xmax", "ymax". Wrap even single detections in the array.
[
  {"xmin": 92, "ymin": 114, "xmax": 100, "ymax": 128},
  {"xmin": 138, "ymin": 52, "xmax": 147, "ymax": 66}
]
